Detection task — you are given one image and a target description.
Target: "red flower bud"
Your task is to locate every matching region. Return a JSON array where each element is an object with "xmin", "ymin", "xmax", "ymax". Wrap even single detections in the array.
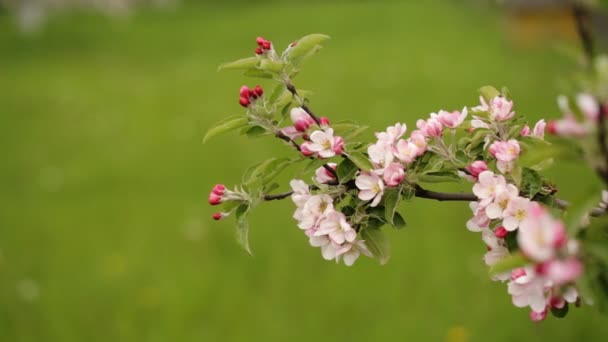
[
  {"xmin": 239, "ymin": 97, "xmax": 251, "ymax": 107},
  {"xmin": 212, "ymin": 212, "xmax": 223, "ymax": 220},
  {"xmin": 300, "ymin": 142, "xmax": 314, "ymax": 157},
  {"xmin": 253, "ymin": 85, "xmax": 264, "ymax": 97},
  {"xmin": 319, "ymin": 117, "xmax": 330, "ymax": 127},
  {"xmin": 209, "ymin": 193, "xmax": 222, "ymax": 205},
  {"xmin": 256, "ymin": 36, "xmax": 266, "ymax": 47},
  {"xmin": 494, "ymin": 226, "xmax": 508, "ymax": 238},
  {"xmin": 212, "ymin": 184, "xmax": 225, "ymax": 195},
  {"xmin": 239, "ymin": 86, "xmax": 250, "ymax": 98},
  {"xmin": 255, "ymin": 47, "xmax": 263, "ymax": 55},
  {"xmin": 261, "ymin": 41, "xmax": 271, "ymax": 50},
  {"xmin": 547, "ymin": 120, "xmax": 558, "ymax": 135}
]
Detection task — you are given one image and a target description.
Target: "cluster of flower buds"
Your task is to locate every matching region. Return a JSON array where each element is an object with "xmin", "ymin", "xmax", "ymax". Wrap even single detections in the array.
[
  {"xmin": 290, "ymin": 179, "xmax": 372, "ymax": 266},
  {"xmin": 466, "ymin": 170, "xmax": 582, "ymax": 321},
  {"xmin": 282, "ymin": 107, "xmax": 344, "ymax": 159},
  {"xmin": 546, "ymin": 94, "xmax": 604, "ymax": 137},
  {"xmin": 208, "ymin": 184, "xmax": 248, "ymax": 220},
  {"xmin": 254, "ymin": 36, "xmax": 273, "ymax": 55},
  {"xmin": 239, "ymin": 85, "xmax": 264, "ymax": 108}
]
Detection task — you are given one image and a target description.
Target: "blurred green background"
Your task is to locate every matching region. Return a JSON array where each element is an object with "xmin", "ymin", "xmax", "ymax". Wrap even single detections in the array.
[{"xmin": 2, "ymin": 0, "xmax": 608, "ymax": 341}]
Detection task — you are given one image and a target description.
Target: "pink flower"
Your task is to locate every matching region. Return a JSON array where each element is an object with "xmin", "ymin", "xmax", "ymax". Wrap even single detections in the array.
[
  {"xmin": 518, "ymin": 203, "xmax": 566, "ymax": 262},
  {"xmin": 530, "ymin": 309, "xmax": 547, "ymax": 322},
  {"xmin": 355, "ymin": 172, "xmax": 384, "ymax": 207},
  {"xmin": 315, "ymin": 210, "xmax": 357, "ymax": 244},
  {"xmin": 314, "ymin": 163, "xmax": 337, "ymax": 184},
  {"xmin": 472, "ymin": 171, "xmax": 507, "ymax": 207},
  {"xmin": 290, "ymin": 179, "xmax": 310, "ymax": 207},
  {"xmin": 336, "ymin": 240, "xmax": 373, "ymax": 266},
  {"xmin": 489, "ymin": 96, "xmax": 515, "ymax": 121},
  {"xmin": 484, "ymin": 184, "xmax": 519, "ymax": 219},
  {"xmin": 393, "ymin": 139, "xmax": 419, "ymax": 163},
  {"xmin": 416, "ymin": 117, "xmax": 443, "ymax": 137},
  {"xmin": 496, "ymin": 160, "xmax": 514, "ymax": 174},
  {"xmin": 502, "ymin": 196, "xmax": 531, "ymax": 231},
  {"xmin": 408, "ymin": 130, "xmax": 428, "ymax": 156},
  {"xmin": 489, "ymin": 139, "xmax": 520, "ymax": 163},
  {"xmin": 548, "ymin": 114, "xmax": 589, "ymax": 136},
  {"xmin": 307, "ymin": 128, "xmax": 343, "ymax": 158},
  {"xmin": 576, "ymin": 93, "xmax": 600, "ymax": 121},
  {"xmin": 383, "ymin": 163, "xmax": 405, "ymax": 187},
  {"xmin": 465, "ymin": 161, "xmax": 488, "ymax": 179},
  {"xmin": 309, "ymin": 235, "xmax": 341, "ymax": 261},
  {"xmin": 466, "ymin": 201, "xmax": 490, "ymax": 232},
  {"xmin": 375, "ymin": 123, "xmax": 407, "ymax": 144},
  {"xmin": 295, "ymin": 194, "xmax": 334, "ymax": 230},
  {"xmin": 532, "ymin": 119, "xmax": 546, "ymax": 139},
  {"xmin": 508, "ymin": 268, "xmax": 549, "ymax": 313},
  {"xmin": 521, "ymin": 125, "xmax": 530, "ymax": 136},
  {"xmin": 436, "ymin": 107, "xmax": 468, "ymax": 128},
  {"xmin": 281, "ymin": 126, "xmax": 304, "ymax": 140},
  {"xmin": 291, "ymin": 107, "xmax": 315, "ymax": 132},
  {"xmin": 544, "ymin": 259, "xmax": 583, "ymax": 285}
]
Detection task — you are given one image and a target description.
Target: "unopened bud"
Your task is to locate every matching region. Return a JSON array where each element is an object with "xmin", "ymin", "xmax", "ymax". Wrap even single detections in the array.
[
  {"xmin": 319, "ymin": 117, "xmax": 330, "ymax": 128},
  {"xmin": 494, "ymin": 226, "xmax": 508, "ymax": 238},
  {"xmin": 239, "ymin": 97, "xmax": 251, "ymax": 107},
  {"xmin": 212, "ymin": 184, "xmax": 225, "ymax": 195},
  {"xmin": 261, "ymin": 41, "xmax": 271, "ymax": 50},
  {"xmin": 547, "ymin": 120, "xmax": 558, "ymax": 135},
  {"xmin": 255, "ymin": 47, "xmax": 263, "ymax": 55},
  {"xmin": 253, "ymin": 85, "xmax": 264, "ymax": 97},
  {"xmin": 209, "ymin": 193, "xmax": 222, "ymax": 205},
  {"xmin": 239, "ymin": 86, "xmax": 250, "ymax": 98},
  {"xmin": 212, "ymin": 212, "xmax": 224, "ymax": 220}
]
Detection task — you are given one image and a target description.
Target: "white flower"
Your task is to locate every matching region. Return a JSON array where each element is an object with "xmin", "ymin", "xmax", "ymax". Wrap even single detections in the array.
[
  {"xmin": 518, "ymin": 203, "xmax": 566, "ymax": 262},
  {"xmin": 307, "ymin": 128, "xmax": 340, "ymax": 159},
  {"xmin": 355, "ymin": 172, "xmax": 384, "ymax": 207},
  {"xmin": 315, "ymin": 210, "xmax": 357, "ymax": 244},
  {"xmin": 336, "ymin": 240, "xmax": 373, "ymax": 266},
  {"xmin": 502, "ymin": 196, "xmax": 531, "ymax": 231},
  {"xmin": 368, "ymin": 140, "xmax": 394, "ymax": 170},
  {"xmin": 472, "ymin": 171, "xmax": 507, "ymax": 207},
  {"xmin": 393, "ymin": 139, "xmax": 419, "ymax": 163},
  {"xmin": 508, "ymin": 268, "xmax": 549, "ymax": 313},
  {"xmin": 375, "ymin": 122, "xmax": 406, "ymax": 144},
  {"xmin": 297, "ymin": 194, "xmax": 334, "ymax": 230},
  {"xmin": 466, "ymin": 201, "xmax": 490, "ymax": 232},
  {"xmin": 484, "ymin": 184, "xmax": 519, "ymax": 219}
]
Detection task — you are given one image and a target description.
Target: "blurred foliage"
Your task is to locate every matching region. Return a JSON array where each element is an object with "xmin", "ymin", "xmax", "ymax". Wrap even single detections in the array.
[{"xmin": 1, "ymin": 0, "xmax": 608, "ymax": 341}]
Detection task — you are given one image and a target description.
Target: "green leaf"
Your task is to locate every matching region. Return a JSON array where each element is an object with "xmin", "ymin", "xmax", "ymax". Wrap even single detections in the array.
[
  {"xmin": 243, "ymin": 157, "xmax": 290, "ymax": 186},
  {"xmin": 336, "ymin": 158, "xmax": 358, "ymax": 183},
  {"xmin": 521, "ymin": 167, "xmax": 542, "ymax": 198},
  {"xmin": 285, "ymin": 34, "xmax": 331, "ymax": 63},
  {"xmin": 344, "ymin": 126, "xmax": 369, "ymax": 140},
  {"xmin": 245, "ymin": 125, "xmax": 268, "ymax": 138},
  {"xmin": 384, "ymin": 188, "xmax": 401, "ymax": 227},
  {"xmin": 418, "ymin": 171, "xmax": 460, "ymax": 183},
  {"xmin": 243, "ymin": 69, "xmax": 274, "ymax": 79},
  {"xmin": 565, "ymin": 188, "xmax": 602, "ymax": 234},
  {"xmin": 489, "ymin": 253, "xmax": 528, "ymax": 276},
  {"xmin": 218, "ymin": 57, "xmax": 259, "ymax": 71},
  {"xmin": 479, "ymin": 85, "xmax": 500, "ymax": 102},
  {"xmin": 258, "ymin": 59, "xmax": 284, "ymax": 74},
  {"xmin": 235, "ymin": 204, "xmax": 252, "ymax": 255},
  {"xmin": 392, "ymin": 212, "xmax": 407, "ymax": 229},
  {"xmin": 203, "ymin": 116, "xmax": 249, "ymax": 143},
  {"xmin": 347, "ymin": 152, "xmax": 373, "ymax": 171},
  {"xmin": 360, "ymin": 227, "xmax": 390, "ymax": 265}
]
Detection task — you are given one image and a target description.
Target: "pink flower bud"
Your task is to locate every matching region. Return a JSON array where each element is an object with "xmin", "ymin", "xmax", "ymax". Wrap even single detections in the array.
[
  {"xmin": 535, "ymin": 262, "xmax": 549, "ymax": 275},
  {"xmin": 209, "ymin": 193, "xmax": 222, "ymax": 205},
  {"xmin": 253, "ymin": 85, "xmax": 264, "ymax": 97},
  {"xmin": 212, "ymin": 184, "xmax": 225, "ymax": 195},
  {"xmin": 262, "ymin": 41, "xmax": 272, "ymax": 50},
  {"xmin": 416, "ymin": 118, "xmax": 443, "ymax": 137},
  {"xmin": 239, "ymin": 97, "xmax": 250, "ymax": 107},
  {"xmin": 530, "ymin": 309, "xmax": 547, "ymax": 322},
  {"xmin": 465, "ymin": 161, "xmax": 488, "ymax": 179},
  {"xmin": 212, "ymin": 212, "xmax": 224, "ymax": 220},
  {"xmin": 520, "ymin": 125, "xmax": 530, "ymax": 136},
  {"xmin": 239, "ymin": 86, "xmax": 250, "ymax": 98},
  {"xmin": 550, "ymin": 296, "xmax": 565, "ymax": 309},
  {"xmin": 489, "ymin": 140, "xmax": 520, "ymax": 163},
  {"xmin": 332, "ymin": 136, "xmax": 344, "ymax": 155},
  {"xmin": 294, "ymin": 120, "xmax": 310, "ymax": 132},
  {"xmin": 319, "ymin": 117, "xmax": 330, "ymax": 128},
  {"xmin": 511, "ymin": 268, "xmax": 526, "ymax": 281},
  {"xmin": 494, "ymin": 226, "xmax": 508, "ymax": 238},
  {"xmin": 553, "ymin": 224, "xmax": 566, "ymax": 248},
  {"xmin": 256, "ymin": 36, "xmax": 266, "ymax": 47},
  {"xmin": 545, "ymin": 259, "xmax": 583, "ymax": 285},
  {"xmin": 547, "ymin": 120, "xmax": 558, "ymax": 135},
  {"xmin": 255, "ymin": 47, "xmax": 263, "ymax": 55},
  {"xmin": 383, "ymin": 163, "xmax": 405, "ymax": 187},
  {"xmin": 300, "ymin": 142, "xmax": 314, "ymax": 157}
]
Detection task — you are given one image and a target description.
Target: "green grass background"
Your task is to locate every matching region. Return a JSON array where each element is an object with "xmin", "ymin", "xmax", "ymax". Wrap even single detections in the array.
[{"xmin": 1, "ymin": 0, "xmax": 608, "ymax": 341}]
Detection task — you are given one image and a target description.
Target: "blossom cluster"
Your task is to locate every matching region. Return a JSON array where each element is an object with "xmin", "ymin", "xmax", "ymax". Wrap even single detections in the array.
[
  {"xmin": 290, "ymin": 179, "xmax": 372, "ymax": 266},
  {"xmin": 282, "ymin": 107, "xmax": 344, "ymax": 159}
]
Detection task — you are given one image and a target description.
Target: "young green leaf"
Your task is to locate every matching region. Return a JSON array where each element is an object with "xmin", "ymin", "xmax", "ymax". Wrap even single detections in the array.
[
  {"xmin": 418, "ymin": 171, "xmax": 461, "ymax": 183},
  {"xmin": 285, "ymin": 34, "xmax": 331, "ymax": 63},
  {"xmin": 245, "ymin": 125, "xmax": 268, "ymax": 138},
  {"xmin": 521, "ymin": 168, "xmax": 542, "ymax": 198},
  {"xmin": 235, "ymin": 204, "xmax": 252, "ymax": 255},
  {"xmin": 489, "ymin": 253, "xmax": 528, "ymax": 276},
  {"xmin": 479, "ymin": 85, "xmax": 500, "ymax": 102},
  {"xmin": 392, "ymin": 212, "xmax": 407, "ymax": 229},
  {"xmin": 383, "ymin": 188, "xmax": 401, "ymax": 227},
  {"xmin": 218, "ymin": 57, "xmax": 259, "ymax": 71},
  {"xmin": 258, "ymin": 59, "xmax": 285, "ymax": 74},
  {"xmin": 243, "ymin": 69, "xmax": 274, "ymax": 79},
  {"xmin": 347, "ymin": 152, "xmax": 373, "ymax": 171},
  {"xmin": 203, "ymin": 116, "xmax": 249, "ymax": 143},
  {"xmin": 360, "ymin": 227, "xmax": 390, "ymax": 265},
  {"xmin": 336, "ymin": 158, "xmax": 358, "ymax": 183}
]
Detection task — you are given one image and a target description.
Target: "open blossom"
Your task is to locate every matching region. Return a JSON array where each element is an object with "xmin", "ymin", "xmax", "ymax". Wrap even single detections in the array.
[
  {"xmin": 376, "ymin": 123, "xmax": 406, "ymax": 144},
  {"xmin": 518, "ymin": 203, "xmax": 566, "ymax": 262},
  {"xmin": 472, "ymin": 95, "xmax": 515, "ymax": 121},
  {"xmin": 355, "ymin": 172, "xmax": 384, "ymax": 207},
  {"xmin": 309, "ymin": 235, "xmax": 341, "ymax": 261},
  {"xmin": 416, "ymin": 117, "xmax": 443, "ymax": 137},
  {"xmin": 544, "ymin": 259, "xmax": 584, "ymax": 285},
  {"xmin": 315, "ymin": 210, "xmax": 357, "ymax": 244},
  {"xmin": 290, "ymin": 179, "xmax": 311, "ymax": 207},
  {"xmin": 466, "ymin": 201, "xmax": 490, "ymax": 232},
  {"xmin": 383, "ymin": 163, "xmax": 405, "ymax": 187},
  {"xmin": 484, "ymin": 184, "xmax": 519, "ymax": 220},
  {"xmin": 394, "ymin": 139, "xmax": 419, "ymax": 163},
  {"xmin": 508, "ymin": 268, "xmax": 548, "ymax": 313},
  {"xmin": 368, "ymin": 140, "xmax": 394, "ymax": 170},
  {"xmin": 472, "ymin": 171, "xmax": 507, "ymax": 207},
  {"xmin": 314, "ymin": 164, "xmax": 337, "ymax": 184},
  {"xmin": 501, "ymin": 196, "xmax": 531, "ymax": 231},
  {"xmin": 307, "ymin": 128, "xmax": 344, "ymax": 158},
  {"xmin": 291, "ymin": 107, "xmax": 315, "ymax": 132},
  {"xmin": 436, "ymin": 107, "xmax": 468, "ymax": 128},
  {"xmin": 576, "ymin": 93, "xmax": 600, "ymax": 121},
  {"xmin": 409, "ymin": 130, "xmax": 428, "ymax": 156},
  {"xmin": 489, "ymin": 139, "xmax": 520, "ymax": 163},
  {"xmin": 296, "ymin": 194, "xmax": 334, "ymax": 230},
  {"xmin": 336, "ymin": 240, "xmax": 373, "ymax": 266}
]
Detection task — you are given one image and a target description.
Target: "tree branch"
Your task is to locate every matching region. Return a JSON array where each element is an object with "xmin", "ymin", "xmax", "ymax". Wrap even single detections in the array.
[{"xmin": 286, "ymin": 82, "xmax": 322, "ymax": 125}]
